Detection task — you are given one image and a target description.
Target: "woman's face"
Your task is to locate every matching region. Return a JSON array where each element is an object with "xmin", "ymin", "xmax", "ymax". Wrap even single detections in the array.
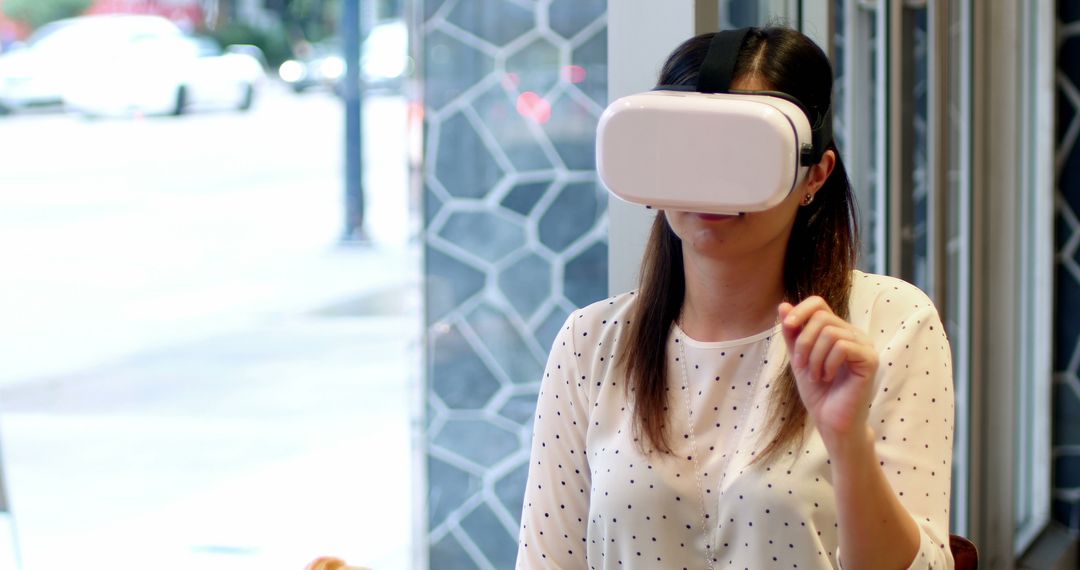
[{"xmin": 664, "ymin": 77, "xmax": 835, "ymax": 262}]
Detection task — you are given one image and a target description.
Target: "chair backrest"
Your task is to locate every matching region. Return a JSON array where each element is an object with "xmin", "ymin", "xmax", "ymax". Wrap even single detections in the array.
[{"xmin": 950, "ymin": 534, "xmax": 978, "ymax": 570}]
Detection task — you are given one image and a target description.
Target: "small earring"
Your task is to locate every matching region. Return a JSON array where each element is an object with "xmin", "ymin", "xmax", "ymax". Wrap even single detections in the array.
[{"xmin": 801, "ymin": 193, "xmax": 815, "ymax": 206}]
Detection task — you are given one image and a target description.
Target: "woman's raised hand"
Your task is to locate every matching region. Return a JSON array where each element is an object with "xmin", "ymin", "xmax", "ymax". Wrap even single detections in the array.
[{"xmin": 777, "ymin": 297, "xmax": 878, "ymax": 448}]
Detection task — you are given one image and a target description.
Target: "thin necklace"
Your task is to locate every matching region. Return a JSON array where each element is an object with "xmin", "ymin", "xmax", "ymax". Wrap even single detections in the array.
[{"xmin": 675, "ymin": 325, "xmax": 776, "ymax": 570}]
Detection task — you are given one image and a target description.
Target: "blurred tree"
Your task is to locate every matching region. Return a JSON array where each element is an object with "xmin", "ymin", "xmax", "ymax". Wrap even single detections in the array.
[
  {"xmin": 1, "ymin": 0, "xmax": 91, "ymax": 29},
  {"xmin": 264, "ymin": 0, "xmax": 338, "ymax": 43},
  {"xmin": 209, "ymin": 21, "xmax": 292, "ymax": 66}
]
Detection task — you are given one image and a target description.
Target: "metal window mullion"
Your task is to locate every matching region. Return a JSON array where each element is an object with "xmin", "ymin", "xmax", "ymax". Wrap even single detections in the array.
[
  {"xmin": 952, "ymin": 0, "xmax": 974, "ymax": 540},
  {"xmin": 844, "ymin": 0, "xmax": 874, "ymax": 271},
  {"xmin": 970, "ymin": 1, "xmax": 1021, "ymax": 564},
  {"xmin": 1013, "ymin": 0, "xmax": 1056, "ymax": 555},
  {"xmin": 1031, "ymin": 0, "xmax": 1055, "ymax": 544},
  {"xmin": 926, "ymin": 0, "xmax": 972, "ymax": 541},
  {"xmin": 1013, "ymin": 0, "xmax": 1034, "ymax": 543},
  {"xmin": 876, "ymin": 0, "xmax": 894, "ymax": 276},
  {"xmin": 927, "ymin": 0, "xmax": 948, "ymax": 309}
]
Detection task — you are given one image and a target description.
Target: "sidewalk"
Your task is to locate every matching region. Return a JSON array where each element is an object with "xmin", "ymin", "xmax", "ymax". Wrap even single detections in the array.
[
  {"xmin": 0, "ymin": 253, "xmax": 420, "ymax": 570},
  {"xmin": 0, "ymin": 89, "xmax": 420, "ymax": 569}
]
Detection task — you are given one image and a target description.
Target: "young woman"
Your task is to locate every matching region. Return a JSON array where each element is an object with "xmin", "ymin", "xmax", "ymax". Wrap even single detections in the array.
[{"xmin": 516, "ymin": 27, "xmax": 954, "ymax": 569}]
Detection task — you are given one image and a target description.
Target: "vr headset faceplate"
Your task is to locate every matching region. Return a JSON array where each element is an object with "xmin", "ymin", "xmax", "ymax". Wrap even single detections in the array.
[
  {"xmin": 596, "ymin": 27, "xmax": 832, "ymax": 215},
  {"xmin": 597, "ymin": 89, "xmax": 814, "ymax": 214}
]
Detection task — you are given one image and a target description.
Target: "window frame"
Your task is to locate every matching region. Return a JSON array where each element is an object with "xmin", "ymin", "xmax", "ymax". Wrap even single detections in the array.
[{"xmin": 1013, "ymin": 0, "xmax": 1055, "ymax": 555}]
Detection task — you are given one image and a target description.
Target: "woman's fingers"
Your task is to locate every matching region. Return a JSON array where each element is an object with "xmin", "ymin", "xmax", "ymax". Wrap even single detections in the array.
[
  {"xmin": 807, "ymin": 324, "xmax": 854, "ymax": 381},
  {"xmin": 780, "ymin": 297, "xmax": 829, "ymax": 362},
  {"xmin": 791, "ymin": 310, "xmax": 833, "ymax": 369},
  {"xmin": 779, "ymin": 297, "xmax": 874, "ymax": 382},
  {"xmin": 780, "ymin": 296, "xmax": 831, "ymax": 330},
  {"xmin": 822, "ymin": 338, "xmax": 854, "ymax": 382}
]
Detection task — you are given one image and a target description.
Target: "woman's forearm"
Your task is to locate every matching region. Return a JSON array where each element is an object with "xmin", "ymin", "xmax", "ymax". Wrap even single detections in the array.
[{"xmin": 827, "ymin": 426, "xmax": 921, "ymax": 570}]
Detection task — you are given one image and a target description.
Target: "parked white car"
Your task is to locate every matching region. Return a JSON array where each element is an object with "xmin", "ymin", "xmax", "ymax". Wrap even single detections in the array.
[{"xmin": 0, "ymin": 15, "xmax": 265, "ymax": 116}]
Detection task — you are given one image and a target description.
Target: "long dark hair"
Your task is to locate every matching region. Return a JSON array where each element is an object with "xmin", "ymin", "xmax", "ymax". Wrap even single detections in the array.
[{"xmin": 618, "ymin": 27, "xmax": 859, "ymax": 463}]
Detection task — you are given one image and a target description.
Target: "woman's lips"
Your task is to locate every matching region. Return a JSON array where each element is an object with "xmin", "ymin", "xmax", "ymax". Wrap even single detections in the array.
[{"xmin": 696, "ymin": 213, "xmax": 742, "ymax": 221}]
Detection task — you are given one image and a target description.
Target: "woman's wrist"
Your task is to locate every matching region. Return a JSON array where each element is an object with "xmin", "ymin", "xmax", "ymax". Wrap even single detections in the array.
[{"xmin": 822, "ymin": 424, "xmax": 876, "ymax": 469}]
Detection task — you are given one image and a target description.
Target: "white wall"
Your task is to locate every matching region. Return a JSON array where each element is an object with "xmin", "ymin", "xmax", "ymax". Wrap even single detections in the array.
[{"xmin": 606, "ymin": 2, "xmax": 700, "ymax": 294}]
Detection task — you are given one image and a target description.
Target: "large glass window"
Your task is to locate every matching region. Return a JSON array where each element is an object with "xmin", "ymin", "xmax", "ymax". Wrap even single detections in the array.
[
  {"xmin": 0, "ymin": 3, "xmax": 418, "ymax": 568},
  {"xmin": 838, "ymin": 0, "xmax": 883, "ymax": 274},
  {"xmin": 834, "ymin": 0, "xmax": 973, "ymax": 538}
]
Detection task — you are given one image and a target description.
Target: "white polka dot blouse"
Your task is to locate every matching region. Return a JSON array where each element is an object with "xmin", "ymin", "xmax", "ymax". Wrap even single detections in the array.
[{"xmin": 516, "ymin": 271, "xmax": 955, "ymax": 569}]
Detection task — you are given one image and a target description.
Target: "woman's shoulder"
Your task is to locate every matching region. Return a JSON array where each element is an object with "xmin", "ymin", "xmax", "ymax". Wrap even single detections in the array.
[
  {"xmin": 553, "ymin": 291, "xmax": 638, "ymax": 370},
  {"xmin": 849, "ymin": 270, "xmax": 940, "ymax": 328},
  {"xmin": 568, "ymin": 290, "xmax": 640, "ymax": 329}
]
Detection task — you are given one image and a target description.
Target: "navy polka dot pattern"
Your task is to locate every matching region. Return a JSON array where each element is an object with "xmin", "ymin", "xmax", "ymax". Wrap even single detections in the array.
[{"xmin": 516, "ymin": 271, "xmax": 955, "ymax": 569}]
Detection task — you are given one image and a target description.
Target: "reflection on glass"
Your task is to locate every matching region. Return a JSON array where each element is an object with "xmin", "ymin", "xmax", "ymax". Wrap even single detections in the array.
[
  {"xmin": 900, "ymin": 4, "xmax": 930, "ymax": 291},
  {"xmin": 839, "ymin": 0, "xmax": 880, "ymax": 272},
  {"xmin": 721, "ymin": 0, "xmax": 762, "ymax": 28}
]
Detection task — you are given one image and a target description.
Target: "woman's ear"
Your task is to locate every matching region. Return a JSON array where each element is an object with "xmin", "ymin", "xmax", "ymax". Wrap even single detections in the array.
[{"xmin": 805, "ymin": 149, "xmax": 837, "ymax": 197}]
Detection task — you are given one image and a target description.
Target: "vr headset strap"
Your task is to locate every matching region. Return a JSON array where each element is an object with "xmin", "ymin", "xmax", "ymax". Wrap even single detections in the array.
[
  {"xmin": 690, "ymin": 26, "xmax": 833, "ymax": 164},
  {"xmin": 696, "ymin": 27, "xmax": 752, "ymax": 93}
]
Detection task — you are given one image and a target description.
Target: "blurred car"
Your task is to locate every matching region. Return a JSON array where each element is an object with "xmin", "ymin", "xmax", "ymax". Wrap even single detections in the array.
[
  {"xmin": 0, "ymin": 14, "xmax": 266, "ymax": 116},
  {"xmin": 278, "ymin": 37, "xmax": 344, "ymax": 93},
  {"xmin": 278, "ymin": 19, "xmax": 411, "ymax": 93}
]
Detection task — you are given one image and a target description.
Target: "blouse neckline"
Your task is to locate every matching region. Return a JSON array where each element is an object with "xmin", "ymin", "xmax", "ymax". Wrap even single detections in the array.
[{"xmin": 672, "ymin": 321, "xmax": 783, "ymax": 349}]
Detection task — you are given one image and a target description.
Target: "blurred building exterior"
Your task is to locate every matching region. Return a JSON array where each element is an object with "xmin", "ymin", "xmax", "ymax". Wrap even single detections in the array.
[{"xmin": 0, "ymin": 0, "xmax": 286, "ymax": 38}]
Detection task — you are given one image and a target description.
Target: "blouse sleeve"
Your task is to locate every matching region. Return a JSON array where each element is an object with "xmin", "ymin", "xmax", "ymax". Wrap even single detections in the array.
[
  {"xmin": 859, "ymin": 299, "xmax": 956, "ymax": 570},
  {"xmin": 516, "ymin": 311, "xmax": 592, "ymax": 569}
]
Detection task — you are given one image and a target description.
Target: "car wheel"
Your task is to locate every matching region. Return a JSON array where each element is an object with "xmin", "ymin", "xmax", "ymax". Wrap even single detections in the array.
[
  {"xmin": 237, "ymin": 84, "xmax": 255, "ymax": 111},
  {"xmin": 171, "ymin": 86, "xmax": 188, "ymax": 116}
]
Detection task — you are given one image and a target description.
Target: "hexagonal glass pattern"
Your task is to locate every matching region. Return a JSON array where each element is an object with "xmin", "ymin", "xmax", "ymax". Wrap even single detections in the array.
[
  {"xmin": 538, "ymin": 181, "xmax": 602, "ymax": 253},
  {"xmin": 432, "ymin": 418, "xmax": 519, "ymax": 467},
  {"xmin": 438, "ymin": 210, "xmax": 525, "ymax": 263},
  {"xmin": 563, "ymin": 240, "xmax": 608, "ymax": 309},
  {"xmin": 572, "ymin": 28, "xmax": 608, "ymax": 106},
  {"xmin": 500, "ymin": 180, "xmax": 552, "ymax": 216},
  {"xmin": 464, "ymin": 303, "xmax": 543, "ymax": 384},
  {"xmin": 434, "ymin": 113, "xmax": 506, "ymax": 199},
  {"xmin": 446, "ymin": 0, "xmax": 535, "ymax": 46},
  {"xmin": 505, "ymin": 37, "xmax": 561, "ymax": 94},
  {"xmin": 472, "ymin": 84, "xmax": 553, "ymax": 172},
  {"xmin": 460, "ymin": 502, "xmax": 518, "ymax": 568},
  {"xmin": 424, "ymin": 30, "xmax": 495, "ymax": 110},
  {"xmin": 542, "ymin": 93, "xmax": 600, "ymax": 170},
  {"xmin": 495, "ymin": 461, "xmax": 531, "ymax": 522},
  {"xmin": 1053, "ymin": 3, "xmax": 1080, "ymax": 530},
  {"xmin": 498, "ymin": 253, "xmax": 552, "ymax": 320},
  {"xmin": 428, "ymin": 455, "xmax": 482, "ymax": 528},
  {"xmin": 422, "ymin": 1, "xmax": 610, "ymax": 562},
  {"xmin": 425, "ymin": 246, "xmax": 486, "ymax": 322},
  {"xmin": 533, "ymin": 304, "xmax": 569, "ymax": 352},
  {"xmin": 548, "ymin": 0, "xmax": 604, "ymax": 39},
  {"xmin": 430, "ymin": 324, "xmax": 502, "ymax": 409}
]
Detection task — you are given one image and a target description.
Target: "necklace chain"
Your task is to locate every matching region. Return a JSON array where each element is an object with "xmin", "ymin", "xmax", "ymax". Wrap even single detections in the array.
[{"xmin": 675, "ymin": 328, "xmax": 774, "ymax": 570}]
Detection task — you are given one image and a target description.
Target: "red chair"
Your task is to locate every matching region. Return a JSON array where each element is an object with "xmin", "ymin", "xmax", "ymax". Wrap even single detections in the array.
[{"xmin": 950, "ymin": 534, "xmax": 978, "ymax": 569}]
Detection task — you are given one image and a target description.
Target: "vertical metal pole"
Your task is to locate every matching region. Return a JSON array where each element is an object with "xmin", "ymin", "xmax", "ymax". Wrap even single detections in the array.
[{"xmin": 342, "ymin": 0, "xmax": 366, "ymax": 241}]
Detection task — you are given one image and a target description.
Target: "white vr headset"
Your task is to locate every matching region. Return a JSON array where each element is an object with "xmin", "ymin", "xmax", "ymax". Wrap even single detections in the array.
[{"xmin": 597, "ymin": 28, "xmax": 833, "ymax": 214}]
